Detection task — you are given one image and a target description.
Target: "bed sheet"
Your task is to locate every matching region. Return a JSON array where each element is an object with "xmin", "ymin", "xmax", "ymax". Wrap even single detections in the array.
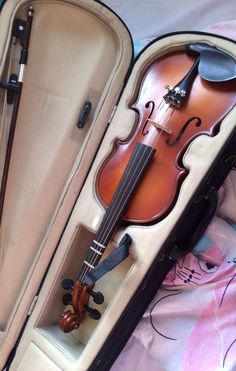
[
  {"xmin": 103, "ymin": 0, "xmax": 236, "ymax": 51},
  {"xmin": 101, "ymin": 2, "xmax": 236, "ymax": 370},
  {"xmin": 111, "ymin": 172, "xmax": 236, "ymax": 371}
]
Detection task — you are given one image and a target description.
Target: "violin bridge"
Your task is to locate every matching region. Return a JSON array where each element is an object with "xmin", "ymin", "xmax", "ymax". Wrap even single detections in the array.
[{"xmin": 147, "ymin": 118, "xmax": 172, "ymax": 135}]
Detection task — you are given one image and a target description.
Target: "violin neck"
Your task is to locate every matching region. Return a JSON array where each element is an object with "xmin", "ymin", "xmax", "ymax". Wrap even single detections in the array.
[{"xmin": 78, "ymin": 142, "xmax": 156, "ymax": 283}]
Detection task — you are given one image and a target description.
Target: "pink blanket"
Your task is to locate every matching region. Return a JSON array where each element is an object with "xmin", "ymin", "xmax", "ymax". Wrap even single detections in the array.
[{"xmin": 111, "ymin": 24, "xmax": 236, "ymax": 371}]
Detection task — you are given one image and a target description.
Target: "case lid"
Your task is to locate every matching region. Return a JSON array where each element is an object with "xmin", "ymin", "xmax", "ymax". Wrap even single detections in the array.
[{"xmin": 0, "ymin": 0, "xmax": 133, "ymax": 367}]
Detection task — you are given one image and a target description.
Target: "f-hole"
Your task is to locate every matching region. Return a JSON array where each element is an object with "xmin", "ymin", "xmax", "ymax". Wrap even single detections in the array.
[
  {"xmin": 142, "ymin": 101, "xmax": 155, "ymax": 135},
  {"xmin": 166, "ymin": 117, "xmax": 202, "ymax": 146}
]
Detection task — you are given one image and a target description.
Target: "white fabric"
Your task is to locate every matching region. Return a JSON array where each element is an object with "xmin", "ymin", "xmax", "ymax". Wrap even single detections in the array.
[{"xmin": 103, "ymin": 0, "xmax": 236, "ymax": 45}]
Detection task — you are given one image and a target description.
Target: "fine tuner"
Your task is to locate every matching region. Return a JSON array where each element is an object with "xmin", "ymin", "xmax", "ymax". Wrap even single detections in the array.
[{"xmin": 164, "ymin": 84, "xmax": 187, "ymax": 106}]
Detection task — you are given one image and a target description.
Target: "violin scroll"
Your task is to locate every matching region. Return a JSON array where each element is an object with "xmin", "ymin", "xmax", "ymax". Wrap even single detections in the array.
[
  {"xmin": 59, "ymin": 279, "xmax": 103, "ymax": 332},
  {"xmin": 59, "ymin": 310, "xmax": 82, "ymax": 333}
]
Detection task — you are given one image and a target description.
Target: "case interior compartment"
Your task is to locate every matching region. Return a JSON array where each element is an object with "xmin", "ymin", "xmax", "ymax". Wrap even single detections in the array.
[
  {"xmin": 35, "ymin": 224, "xmax": 134, "ymax": 363},
  {"xmin": 0, "ymin": 0, "xmax": 133, "ymax": 367},
  {"xmin": 0, "ymin": 0, "xmax": 118, "ymax": 327}
]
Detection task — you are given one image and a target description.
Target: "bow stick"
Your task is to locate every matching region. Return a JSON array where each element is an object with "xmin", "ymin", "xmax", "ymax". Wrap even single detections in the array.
[{"xmin": 0, "ymin": 6, "xmax": 34, "ymax": 224}]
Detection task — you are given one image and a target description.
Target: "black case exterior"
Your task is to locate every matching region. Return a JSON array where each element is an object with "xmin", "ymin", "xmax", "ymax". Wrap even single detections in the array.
[
  {"xmin": 89, "ymin": 128, "xmax": 236, "ymax": 371},
  {"xmin": 1, "ymin": 1, "xmax": 236, "ymax": 369}
]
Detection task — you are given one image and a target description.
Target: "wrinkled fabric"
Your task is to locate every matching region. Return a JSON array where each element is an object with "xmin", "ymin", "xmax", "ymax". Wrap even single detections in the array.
[{"xmin": 111, "ymin": 171, "xmax": 236, "ymax": 371}]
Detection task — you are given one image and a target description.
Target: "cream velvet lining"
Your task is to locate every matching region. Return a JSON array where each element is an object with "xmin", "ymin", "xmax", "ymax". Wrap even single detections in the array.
[
  {"xmin": 9, "ymin": 33, "xmax": 236, "ymax": 370},
  {"xmin": 0, "ymin": 0, "xmax": 133, "ymax": 367}
]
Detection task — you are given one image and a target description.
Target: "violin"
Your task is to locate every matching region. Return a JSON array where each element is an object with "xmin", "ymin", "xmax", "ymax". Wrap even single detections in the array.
[{"xmin": 59, "ymin": 43, "xmax": 236, "ymax": 332}]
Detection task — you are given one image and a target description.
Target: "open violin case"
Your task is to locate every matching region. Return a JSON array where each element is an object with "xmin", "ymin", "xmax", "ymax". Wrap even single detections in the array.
[{"xmin": 0, "ymin": 0, "xmax": 235, "ymax": 370}]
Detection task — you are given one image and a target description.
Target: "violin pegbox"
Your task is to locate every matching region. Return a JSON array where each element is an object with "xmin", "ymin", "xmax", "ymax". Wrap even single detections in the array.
[{"xmin": 59, "ymin": 278, "xmax": 104, "ymax": 332}]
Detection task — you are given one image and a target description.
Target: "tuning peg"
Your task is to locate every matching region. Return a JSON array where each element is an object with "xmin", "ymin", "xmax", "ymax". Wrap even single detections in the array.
[
  {"xmin": 62, "ymin": 293, "xmax": 72, "ymax": 306},
  {"xmin": 85, "ymin": 305, "xmax": 101, "ymax": 320},
  {"xmin": 61, "ymin": 278, "xmax": 74, "ymax": 290},
  {"xmin": 87, "ymin": 289, "xmax": 104, "ymax": 304}
]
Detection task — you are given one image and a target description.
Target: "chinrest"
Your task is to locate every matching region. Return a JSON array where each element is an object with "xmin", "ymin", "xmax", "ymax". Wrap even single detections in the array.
[{"xmin": 186, "ymin": 42, "xmax": 236, "ymax": 82}]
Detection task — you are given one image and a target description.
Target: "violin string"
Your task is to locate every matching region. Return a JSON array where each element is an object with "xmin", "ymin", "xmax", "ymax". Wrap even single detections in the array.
[
  {"xmin": 140, "ymin": 99, "xmax": 175, "ymax": 152},
  {"xmin": 78, "ymin": 99, "xmax": 175, "ymax": 284},
  {"xmin": 79, "ymin": 143, "xmax": 153, "ymax": 282},
  {"xmin": 152, "ymin": 102, "xmax": 175, "ymax": 147},
  {"xmin": 79, "ymin": 143, "xmax": 154, "ymax": 284},
  {"xmin": 79, "ymin": 98, "xmax": 175, "ymax": 284},
  {"xmin": 79, "ymin": 147, "xmax": 154, "ymax": 284},
  {"xmin": 78, "ymin": 144, "xmax": 144, "ymax": 282}
]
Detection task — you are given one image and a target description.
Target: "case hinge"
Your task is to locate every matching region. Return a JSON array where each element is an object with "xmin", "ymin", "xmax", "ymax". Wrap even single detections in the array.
[{"xmin": 27, "ymin": 295, "xmax": 38, "ymax": 316}]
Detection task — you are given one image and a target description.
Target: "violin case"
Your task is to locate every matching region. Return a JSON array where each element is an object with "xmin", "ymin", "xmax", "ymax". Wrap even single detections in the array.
[{"xmin": 0, "ymin": 0, "xmax": 235, "ymax": 370}]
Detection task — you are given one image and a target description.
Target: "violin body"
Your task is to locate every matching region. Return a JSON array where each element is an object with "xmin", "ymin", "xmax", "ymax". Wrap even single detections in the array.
[{"xmin": 96, "ymin": 51, "xmax": 236, "ymax": 224}]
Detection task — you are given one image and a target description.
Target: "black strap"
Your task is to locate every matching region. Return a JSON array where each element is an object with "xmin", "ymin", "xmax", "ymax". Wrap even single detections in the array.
[{"xmin": 85, "ymin": 234, "xmax": 132, "ymax": 286}]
